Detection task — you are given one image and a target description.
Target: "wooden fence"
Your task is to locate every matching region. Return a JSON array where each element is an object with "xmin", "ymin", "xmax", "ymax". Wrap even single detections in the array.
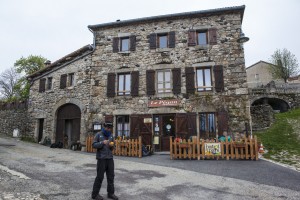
[
  {"xmin": 170, "ymin": 136, "xmax": 258, "ymax": 160},
  {"xmin": 86, "ymin": 136, "xmax": 142, "ymax": 158}
]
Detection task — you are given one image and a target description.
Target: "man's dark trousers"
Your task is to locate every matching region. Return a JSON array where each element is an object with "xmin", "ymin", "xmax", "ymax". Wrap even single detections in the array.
[{"xmin": 92, "ymin": 159, "xmax": 115, "ymax": 198}]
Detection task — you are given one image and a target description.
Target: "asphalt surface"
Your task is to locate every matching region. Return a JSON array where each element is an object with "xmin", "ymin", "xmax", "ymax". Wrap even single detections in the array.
[{"xmin": 0, "ymin": 136, "xmax": 300, "ymax": 200}]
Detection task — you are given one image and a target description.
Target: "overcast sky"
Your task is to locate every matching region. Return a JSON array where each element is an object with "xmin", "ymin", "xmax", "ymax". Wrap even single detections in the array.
[{"xmin": 0, "ymin": 0, "xmax": 299, "ymax": 74}]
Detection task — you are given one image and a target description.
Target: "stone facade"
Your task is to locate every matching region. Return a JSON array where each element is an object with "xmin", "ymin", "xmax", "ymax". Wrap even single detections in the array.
[
  {"xmin": 250, "ymin": 105, "xmax": 275, "ymax": 130},
  {"xmin": 27, "ymin": 6, "xmax": 251, "ymax": 150}
]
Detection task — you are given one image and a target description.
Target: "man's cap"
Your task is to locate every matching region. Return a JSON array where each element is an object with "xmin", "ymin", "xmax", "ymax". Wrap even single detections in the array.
[{"xmin": 103, "ymin": 122, "xmax": 113, "ymax": 128}]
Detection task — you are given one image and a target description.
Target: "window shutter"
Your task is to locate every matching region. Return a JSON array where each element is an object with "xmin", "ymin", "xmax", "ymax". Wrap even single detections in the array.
[
  {"xmin": 105, "ymin": 115, "xmax": 114, "ymax": 123},
  {"xmin": 187, "ymin": 113, "xmax": 197, "ymax": 137},
  {"xmin": 39, "ymin": 78, "xmax": 46, "ymax": 93},
  {"xmin": 172, "ymin": 68, "xmax": 181, "ymax": 94},
  {"xmin": 149, "ymin": 33, "xmax": 157, "ymax": 49},
  {"xmin": 185, "ymin": 67, "xmax": 195, "ymax": 94},
  {"xmin": 107, "ymin": 73, "xmax": 116, "ymax": 97},
  {"xmin": 131, "ymin": 71, "xmax": 139, "ymax": 97},
  {"xmin": 129, "ymin": 35, "xmax": 136, "ymax": 51},
  {"xmin": 60, "ymin": 74, "xmax": 67, "ymax": 89},
  {"xmin": 214, "ymin": 65, "xmax": 224, "ymax": 92},
  {"xmin": 168, "ymin": 31, "xmax": 176, "ymax": 48},
  {"xmin": 208, "ymin": 28, "xmax": 217, "ymax": 45},
  {"xmin": 188, "ymin": 30, "xmax": 196, "ymax": 46},
  {"xmin": 217, "ymin": 110, "xmax": 229, "ymax": 135},
  {"xmin": 112, "ymin": 37, "xmax": 119, "ymax": 53},
  {"xmin": 146, "ymin": 70, "xmax": 155, "ymax": 95}
]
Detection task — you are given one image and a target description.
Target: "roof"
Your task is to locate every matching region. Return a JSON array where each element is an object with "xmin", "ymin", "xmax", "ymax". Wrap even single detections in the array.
[
  {"xmin": 27, "ymin": 44, "xmax": 94, "ymax": 79},
  {"xmin": 88, "ymin": 5, "xmax": 245, "ymax": 30},
  {"xmin": 246, "ymin": 60, "xmax": 275, "ymax": 70}
]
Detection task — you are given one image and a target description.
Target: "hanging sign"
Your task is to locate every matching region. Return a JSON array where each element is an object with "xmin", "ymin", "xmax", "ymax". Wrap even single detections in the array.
[
  {"xmin": 204, "ymin": 143, "xmax": 221, "ymax": 156},
  {"xmin": 148, "ymin": 99, "xmax": 180, "ymax": 107}
]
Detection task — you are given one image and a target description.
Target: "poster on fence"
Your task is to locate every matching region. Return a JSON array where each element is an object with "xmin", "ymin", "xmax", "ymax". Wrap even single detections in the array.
[{"xmin": 205, "ymin": 143, "xmax": 221, "ymax": 156}]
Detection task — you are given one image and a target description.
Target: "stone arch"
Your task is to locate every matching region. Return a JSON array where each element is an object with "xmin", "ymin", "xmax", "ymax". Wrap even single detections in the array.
[
  {"xmin": 52, "ymin": 97, "xmax": 86, "ymax": 145},
  {"xmin": 251, "ymin": 97, "xmax": 290, "ymax": 112}
]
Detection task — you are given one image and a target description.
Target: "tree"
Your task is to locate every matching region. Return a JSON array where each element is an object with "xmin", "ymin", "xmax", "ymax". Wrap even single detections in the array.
[
  {"xmin": 14, "ymin": 55, "xmax": 47, "ymax": 99},
  {"xmin": 269, "ymin": 48, "xmax": 299, "ymax": 83},
  {"xmin": 0, "ymin": 67, "xmax": 20, "ymax": 101}
]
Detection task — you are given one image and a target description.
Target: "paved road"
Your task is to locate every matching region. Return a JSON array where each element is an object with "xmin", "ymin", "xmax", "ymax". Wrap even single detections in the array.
[{"xmin": 0, "ymin": 136, "xmax": 300, "ymax": 200}]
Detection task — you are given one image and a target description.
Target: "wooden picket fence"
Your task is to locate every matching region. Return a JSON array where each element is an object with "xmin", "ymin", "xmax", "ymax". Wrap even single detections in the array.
[
  {"xmin": 86, "ymin": 135, "xmax": 142, "ymax": 158},
  {"xmin": 170, "ymin": 136, "xmax": 259, "ymax": 160}
]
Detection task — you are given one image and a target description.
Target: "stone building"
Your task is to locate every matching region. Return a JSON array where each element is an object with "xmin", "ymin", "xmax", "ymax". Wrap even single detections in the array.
[
  {"xmin": 28, "ymin": 5, "xmax": 250, "ymax": 151},
  {"xmin": 246, "ymin": 60, "xmax": 284, "ymax": 88}
]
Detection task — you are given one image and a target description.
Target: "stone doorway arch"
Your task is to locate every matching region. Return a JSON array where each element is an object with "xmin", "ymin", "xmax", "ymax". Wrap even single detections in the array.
[{"xmin": 56, "ymin": 103, "xmax": 81, "ymax": 148}]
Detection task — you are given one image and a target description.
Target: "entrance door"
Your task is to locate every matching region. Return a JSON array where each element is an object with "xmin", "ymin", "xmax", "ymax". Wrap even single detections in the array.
[
  {"xmin": 38, "ymin": 119, "xmax": 44, "ymax": 142},
  {"xmin": 153, "ymin": 114, "xmax": 175, "ymax": 151},
  {"xmin": 56, "ymin": 103, "xmax": 81, "ymax": 148}
]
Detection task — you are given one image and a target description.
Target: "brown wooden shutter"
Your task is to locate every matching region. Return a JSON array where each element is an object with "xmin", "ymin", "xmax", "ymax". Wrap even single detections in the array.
[
  {"xmin": 208, "ymin": 28, "xmax": 217, "ymax": 45},
  {"xmin": 217, "ymin": 110, "xmax": 228, "ymax": 135},
  {"xmin": 60, "ymin": 74, "xmax": 67, "ymax": 89},
  {"xmin": 149, "ymin": 33, "xmax": 157, "ymax": 49},
  {"xmin": 188, "ymin": 30, "xmax": 196, "ymax": 46},
  {"xmin": 172, "ymin": 68, "xmax": 181, "ymax": 94},
  {"xmin": 146, "ymin": 70, "xmax": 155, "ymax": 95},
  {"xmin": 105, "ymin": 115, "xmax": 114, "ymax": 123},
  {"xmin": 187, "ymin": 113, "xmax": 197, "ymax": 137},
  {"xmin": 185, "ymin": 67, "xmax": 195, "ymax": 94},
  {"xmin": 131, "ymin": 71, "xmax": 139, "ymax": 97},
  {"xmin": 214, "ymin": 65, "xmax": 224, "ymax": 92},
  {"xmin": 175, "ymin": 113, "xmax": 188, "ymax": 139},
  {"xmin": 129, "ymin": 35, "xmax": 136, "ymax": 51},
  {"xmin": 112, "ymin": 37, "xmax": 119, "ymax": 53},
  {"xmin": 168, "ymin": 31, "xmax": 175, "ymax": 48},
  {"xmin": 39, "ymin": 78, "xmax": 46, "ymax": 93},
  {"xmin": 130, "ymin": 114, "xmax": 152, "ymax": 145},
  {"xmin": 107, "ymin": 73, "xmax": 116, "ymax": 97}
]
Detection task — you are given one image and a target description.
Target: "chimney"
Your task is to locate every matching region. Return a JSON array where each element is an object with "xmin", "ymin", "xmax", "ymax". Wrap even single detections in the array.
[{"xmin": 44, "ymin": 60, "xmax": 51, "ymax": 67}]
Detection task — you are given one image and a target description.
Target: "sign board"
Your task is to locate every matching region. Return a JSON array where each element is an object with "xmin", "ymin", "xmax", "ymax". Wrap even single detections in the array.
[
  {"xmin": 153, "ymin": 136, "xmax": 159, "ymax": 144},
  {"xmin": 148, "ymin": 99, "xmax": 180, "ymax": 107},
  {"xmin": 143, "ymin": 118, "xmax": 152, "ymax": 123},
  {"xmin": 204, "ymin": 143, "xmax": 221, "ymax": 156}
]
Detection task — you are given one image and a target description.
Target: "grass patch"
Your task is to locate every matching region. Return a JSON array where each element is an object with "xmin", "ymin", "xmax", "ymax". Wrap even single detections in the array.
[{"xmin": 254, "ymin": 108, "xmax": 300, "ymax": 160}]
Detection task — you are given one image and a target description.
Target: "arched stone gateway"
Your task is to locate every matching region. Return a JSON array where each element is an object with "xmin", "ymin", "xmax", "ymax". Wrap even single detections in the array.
[
  {"xmin": 251, "ymin": 97, "xmax": 290, "ymax": 112},
  {"xmin": 56, "ymin": 103, "xmax": 81, "ymax": 148}
]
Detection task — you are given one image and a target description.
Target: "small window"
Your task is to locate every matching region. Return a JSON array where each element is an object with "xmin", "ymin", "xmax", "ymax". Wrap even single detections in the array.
[
  {"xmin": 47, "ymin": 77, "xmax": 52, "ymax": 90},
  {"xmin": 120, "ymin": 37, "xmax": 129, "ymax": 52},
  {"xmin": 197, "ymin": 31, "xmax": 208, "ymax": 45},
  {"xmin": 68, "ymin": 73, "xmax": 74, "ymax": 87},
  {"xmin": 117, "ymin": 73, "xmax": 131, "ymax": 96},
  {"xmin": 158, "ymin": 34, "xmax": 168, "ymax": 48},
  {"xmin": 157, "ymin": 70, "xmax": 172, "ymax": 93},
  {"xmin": 116, "ymin": 115, "xmax": 130, "ymax": 138},
  {"xmin": 200, "ymin": 113, "xmax": 216, "ymax": 139},
  {"xmin": 196, "ymin": 67, "xmax": 212, "ymax": 91}
]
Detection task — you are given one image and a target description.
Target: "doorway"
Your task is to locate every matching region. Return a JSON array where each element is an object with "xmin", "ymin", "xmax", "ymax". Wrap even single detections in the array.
[
  {"xmin": 153, "ymin": 114, "xmax": 175, "ymax": 151},
  {"xmin": 38, "ymin": 119, "xmax": 44, "ymax": 143}
]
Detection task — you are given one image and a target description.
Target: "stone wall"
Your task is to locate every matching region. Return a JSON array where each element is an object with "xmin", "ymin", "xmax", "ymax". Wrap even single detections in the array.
[
  {"xmin": 251, "ymin": 105, "xmax": 275, "ymax": 130},
  {"xmin": 0, "ymin": 108, "xmax": 29, "ymax": 136},
  {"xmin": 90, "ymin": 11, "xmax": 250, "ymax": 131}
]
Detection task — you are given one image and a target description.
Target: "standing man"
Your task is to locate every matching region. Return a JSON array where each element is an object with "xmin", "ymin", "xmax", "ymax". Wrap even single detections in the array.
[{"xmin": 91, "ymin": 122, "xmax": 118, "ymax": 200}]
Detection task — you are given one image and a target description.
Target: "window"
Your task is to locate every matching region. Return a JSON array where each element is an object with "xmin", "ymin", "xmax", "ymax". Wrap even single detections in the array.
[
  {"xmin": 196, "ymin": 67, "xmax": 212, "ymax": 91},
  {"xmin": 200, "ymin": 113, "xmax": 216, "ymax": 139},
  {"xmin": 117, "ymin": 73, "xmax": 131, "ymax": 96},
  {"xmin": 68, "ymin": 73, "xmax": 74, "ymax": 87},
  {"xmin": 197, "ymin": 31, "xmax": 208, "ymax": 45},
  {"xmin": 113, "ymin": 35, "xmax": 136, "ymax": 53},
  {"xmin": 120, "ymin": 37, "xmax": 129, "ymax": 52},
  {"xmin": 255, "ymin": 74, "xmax": 259, "ymax": 80},
  {"xmin": 157, "ymin": 70, "xmax": 171, "ymax": 93},
  {"xmin": 47, "ymin": 77, "xmax": 52, "ymax": 90},
  {"xmin": 158, "ymin": 34, "xmax": 168, "ymax": 48},
  {"xmin": 39, "ymin": 78, "xmax": 46, "ymax": 93},
  {"xmin": 116, "ymin": 115, "xmax": 130, "ymax": 138}
]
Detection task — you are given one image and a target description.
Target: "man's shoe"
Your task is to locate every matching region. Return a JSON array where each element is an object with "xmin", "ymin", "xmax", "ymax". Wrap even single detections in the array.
[
  {"xmin": 92, "ymin": 194, "xmax": 104, "ymax": 200},
  {"xmin": 107, "ymin": 193, "xmax": 118, "ymax": 200}
]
